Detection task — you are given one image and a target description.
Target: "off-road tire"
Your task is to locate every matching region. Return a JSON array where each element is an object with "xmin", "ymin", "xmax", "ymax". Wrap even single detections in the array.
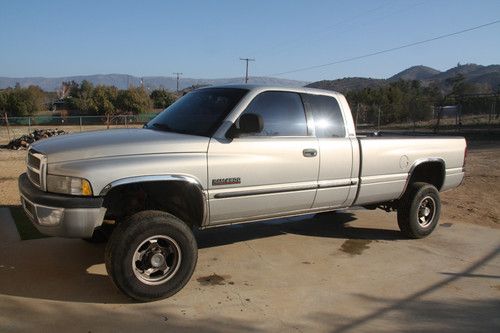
[
  {"xmin": 397, "ymin": 182, "xmax": 441, "ymax": 239},
  {"xmin": 105, "ymin": 210, "xmax": 197, "ymax": 301}
]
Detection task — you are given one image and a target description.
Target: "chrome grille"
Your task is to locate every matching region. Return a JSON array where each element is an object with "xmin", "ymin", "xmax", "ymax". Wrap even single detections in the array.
[
  {"xmin": 27, "ymin": 167, "xmax": 40, "ymax": 185},
  {"xmin": 26, "ymin": 149, "xmax": 46, "ymax": 190},
  {"xmin": 27, "ymin": 153, "xmax": 41, "ymax": 169}
]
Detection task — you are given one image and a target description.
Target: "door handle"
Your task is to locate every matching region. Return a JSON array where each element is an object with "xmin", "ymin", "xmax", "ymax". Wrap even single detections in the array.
[{"xmin": 303, "ymin": 148, "xmax": 317, "ymax": 157}]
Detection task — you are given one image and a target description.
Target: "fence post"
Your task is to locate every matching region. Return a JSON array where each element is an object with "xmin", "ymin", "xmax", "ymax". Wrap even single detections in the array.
[
  {"xmin": 79, "ymin": 117, "xmax": 83, "ymax": 132},
  {"xmin": 355, "ymin": 103, "xmax": 359, "ymax": 130},
  {"xmin": 377, "ymin": 106, "xmax": 381, "ymax": 132},
  {"xmin": 4, "ymin": 113, "xmax": 11, "ymax": 140},
  {"xmin": 125, "ymin": 115, "xmax": 128, "ymax": 128},
  {"xmin": 28, "ymin": 117, "xmax": 31, "ymax": 134},
  {"xmin": 434, "ymin": 106, "xmax": 441, "ymax": 133}
]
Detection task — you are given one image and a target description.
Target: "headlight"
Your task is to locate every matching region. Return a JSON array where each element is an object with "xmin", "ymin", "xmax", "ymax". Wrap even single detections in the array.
[{"xmin": 46, "ymin": 174, "xmax": 93, "ymax": 196}]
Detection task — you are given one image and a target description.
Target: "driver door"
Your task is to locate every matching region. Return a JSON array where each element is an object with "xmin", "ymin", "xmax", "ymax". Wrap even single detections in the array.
[{"xmin": 207, "ymin": 91, "xmax": 319, "ymax": 225}]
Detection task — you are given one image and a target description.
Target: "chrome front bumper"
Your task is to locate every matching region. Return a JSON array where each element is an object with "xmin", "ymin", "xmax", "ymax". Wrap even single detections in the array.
[{"xmin": 19, "ymin": 173, "xmax": 106, "ymax": 238}]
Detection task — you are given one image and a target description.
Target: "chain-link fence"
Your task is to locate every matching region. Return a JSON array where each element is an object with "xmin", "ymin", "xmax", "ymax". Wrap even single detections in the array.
[
  {"xmin": 354, "ymin": 96, "xmax": 499, "ymax": 135},
  {"xmin": 1, "ymin": 113, "xmax": 159, "ymax": 144}
]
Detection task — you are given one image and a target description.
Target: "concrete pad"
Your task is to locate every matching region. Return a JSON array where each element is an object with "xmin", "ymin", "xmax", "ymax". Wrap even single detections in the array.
[
  {"xmin": 0, "ymin": 207, "xmax": 20, "ymax": 244},
  {"xmin": 0, "ymin": 209, "xmax": 499, "ymax": 332}
]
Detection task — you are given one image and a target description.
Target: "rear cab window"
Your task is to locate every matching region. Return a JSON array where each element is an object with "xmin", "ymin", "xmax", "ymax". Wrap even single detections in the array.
[{"xmin": 301, "ymin": 94, "xmax": 346, "ymax": 138}]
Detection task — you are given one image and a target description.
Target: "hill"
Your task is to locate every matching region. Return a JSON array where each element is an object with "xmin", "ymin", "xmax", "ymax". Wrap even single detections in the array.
[
  {"xmin": 307, "ymin": 63, "xmax": 500, "ymax": 93},
  {"xmin": 388, "ymin": 65, "xmax": 441, "ymax": 81},
  {"xmin": 307, "ymin": 77, "xmax": 385, "ymax": 93}
]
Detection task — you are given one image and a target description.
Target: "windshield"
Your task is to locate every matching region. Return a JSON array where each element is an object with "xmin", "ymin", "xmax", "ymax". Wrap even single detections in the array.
[{"xmin": 146, "ymin": 88, "xmax": 248, "ymax": 137}]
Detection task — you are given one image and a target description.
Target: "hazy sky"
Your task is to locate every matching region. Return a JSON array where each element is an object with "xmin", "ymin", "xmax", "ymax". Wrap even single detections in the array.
[{"xmin": 1, "ymin": 0, "xmax": 499, "ymax": 81}]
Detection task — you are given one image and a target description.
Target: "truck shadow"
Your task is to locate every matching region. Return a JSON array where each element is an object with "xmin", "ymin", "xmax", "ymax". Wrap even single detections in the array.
[
  {"xmin": 0, "ymin": 211, "xmax": 401, "ymax": 304},
  {"xmin": 0, "ymin": 238, "xmax": 128, "ymax": 303},
  {"xmin": 196, "ymin": 211, "xmax": 403, "ymax": 249}
]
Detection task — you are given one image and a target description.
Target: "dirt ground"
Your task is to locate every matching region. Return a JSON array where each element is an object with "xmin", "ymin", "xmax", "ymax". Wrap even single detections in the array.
[{"xmin": 1, "ymin": 139, "xmax": 498, "ymax": 228}]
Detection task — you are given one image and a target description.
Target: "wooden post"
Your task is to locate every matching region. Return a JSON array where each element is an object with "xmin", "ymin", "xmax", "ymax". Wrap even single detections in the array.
[
  {"xmin": 4, "ymin": 113, "xmax": 11, "ymax": 140},
  {"xmin": 79, "ymin": 116, "xmax": 83, "ymax": 132},
  {"xmin": 377, "ymin": 106, "xmax": 381, "ymax": 132},
  {"xmin": 434, "ymin": 107, "xmax": 441, "ymax": 133}
]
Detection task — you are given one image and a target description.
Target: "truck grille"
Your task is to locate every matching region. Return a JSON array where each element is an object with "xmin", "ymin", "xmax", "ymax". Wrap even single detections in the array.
[{"xmin": 27, "ymin": 149, "xmax": 46, "ymax": 190}]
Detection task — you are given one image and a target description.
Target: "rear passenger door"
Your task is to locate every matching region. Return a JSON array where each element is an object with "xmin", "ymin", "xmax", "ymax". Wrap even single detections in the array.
[
  {"xmin": 207, "ymin": 91, "xmax": 319, "ymax": 224},
  {"xmin": 301, "ymin": 93, "xmax": 354, "ymax": 209}
]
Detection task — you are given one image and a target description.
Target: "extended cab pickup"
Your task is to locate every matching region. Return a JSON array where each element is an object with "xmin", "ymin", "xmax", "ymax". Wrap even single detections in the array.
[{"xmin": 19, "ymin": 85, "xmax": 466, "ymax": 301}]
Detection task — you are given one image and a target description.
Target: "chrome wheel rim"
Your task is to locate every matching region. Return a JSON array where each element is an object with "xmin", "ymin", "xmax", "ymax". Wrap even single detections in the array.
[
  {"xmin": 132, "ymin": 235, "xmax": 182, "ymax": 285},
  {"xmin": 417, "ymin": 196, "xmax": 436, "ymax": 228}
]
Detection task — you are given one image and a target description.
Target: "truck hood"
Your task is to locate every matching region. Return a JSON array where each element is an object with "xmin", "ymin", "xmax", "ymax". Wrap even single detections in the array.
[{"xmin": 31, "ymin": 128, "xmax": 210, "ymax": 163}]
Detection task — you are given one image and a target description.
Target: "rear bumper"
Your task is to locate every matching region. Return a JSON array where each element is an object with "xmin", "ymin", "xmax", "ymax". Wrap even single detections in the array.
[{"xmin": 18, "ymin": 173, "xmax": 106, "ymax": 238}]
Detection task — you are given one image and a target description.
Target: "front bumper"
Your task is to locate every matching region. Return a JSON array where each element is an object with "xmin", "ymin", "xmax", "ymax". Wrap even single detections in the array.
[{"xmin": 18, "ymin": 173, "xmax": 106, "ymax": 238}]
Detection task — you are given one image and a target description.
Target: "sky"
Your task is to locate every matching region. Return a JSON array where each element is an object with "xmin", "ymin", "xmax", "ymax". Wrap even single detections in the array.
[{"xmin": 0, "ymin": 0, "xmax": 499, "ymax": 81}]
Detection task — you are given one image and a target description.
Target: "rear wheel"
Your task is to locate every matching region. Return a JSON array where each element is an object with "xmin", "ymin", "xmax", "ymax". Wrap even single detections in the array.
[
  {"xmin": 397, "ymin": 182, "xmax": 441, "ymax": 239},
  {"xmin": 105, "ymin": 210, "xmax": 197, "ymax": 301}
]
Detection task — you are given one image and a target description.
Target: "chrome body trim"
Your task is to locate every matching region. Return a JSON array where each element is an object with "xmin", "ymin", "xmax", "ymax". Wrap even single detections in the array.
[
  {"xmin": 213, "ymin": 183, "xmax": 316, "ymax": 199},
  {"xmin": 398, "ymin": 157, "xmax": 445, "ymax": 198},
  {"xmin": 213, "ymin": 179, "xmax": 357, "ymax": 199},
  {"xmin": 100, "ymin": 174, "xmax": 209, "ymax": 227},
  {"xmin": 318, "ymin": 179, "xmax": 357, "ymax": 188}
]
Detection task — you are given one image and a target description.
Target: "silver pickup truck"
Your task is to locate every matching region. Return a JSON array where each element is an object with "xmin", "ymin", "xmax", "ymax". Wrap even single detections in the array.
[{"xmin": 19, "ymin": 85, "xmax": 466, "ymax": 301}]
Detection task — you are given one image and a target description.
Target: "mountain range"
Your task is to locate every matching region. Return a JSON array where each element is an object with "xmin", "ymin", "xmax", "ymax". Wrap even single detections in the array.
[
  {"xmin": 1, "ymin": 63, "xmax": 499, "ymax": 93},
  {"xmin": 307, "ymin": 64, "xmax": 500, "ymax": 93},
  {"xmin": 0, "ymin": 75, "xmax": 309, "ymax": 91}
]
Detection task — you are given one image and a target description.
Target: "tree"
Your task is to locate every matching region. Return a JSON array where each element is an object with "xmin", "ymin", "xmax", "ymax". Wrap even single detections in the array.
[
  {"xmin": 116, "ymin": 87, "xmax": 152, "ymax": 114},
  {"xmin": 2, "ymin": 85, "xmax": 46, "ymax": 116},
  {"xmin": 66, "ymin": 80, "xmax": 98, "ymax": 114},
  {"xmin": 0, "ymin": 90, "xmax": 7, "ymax": 113},
  {"xmin": 57, "ymin": 80, "xmax": 78, "ymax": 99},
  {"xmin": 446, "ymin": 73, "xmax": 476, "ymax": 96},
  {"xmin": 150, "ymin": 89, "xmax": 176, "ymax": 109},
  {"xmin": 93, "ymin": 85, "xmax": 118, "ymax": 116}
]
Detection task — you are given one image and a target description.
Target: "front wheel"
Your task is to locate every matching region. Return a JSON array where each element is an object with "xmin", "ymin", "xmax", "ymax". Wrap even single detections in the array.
[
  {"xmin": 105, "ymin": 210, "xmax": 197, "ymax": 301},
  {"xmin": 397, "ymin": 182, "xmax": 441, "ymax": 239}
]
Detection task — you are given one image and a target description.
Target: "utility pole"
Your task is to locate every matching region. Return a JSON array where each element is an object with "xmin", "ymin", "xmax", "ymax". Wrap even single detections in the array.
[
  {"xmin": 173, "ymin": 72, "xmax": 183, "ymax": 93},
  {"xmin": 240, "ymin": 58, "xmax": 255, "ymax": 83}
]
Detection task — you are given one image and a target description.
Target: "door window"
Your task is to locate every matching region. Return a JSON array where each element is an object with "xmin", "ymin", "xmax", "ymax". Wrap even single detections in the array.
[{"xmin": 241, "ymin": 91, "xmax": 308, "ymax": 136}]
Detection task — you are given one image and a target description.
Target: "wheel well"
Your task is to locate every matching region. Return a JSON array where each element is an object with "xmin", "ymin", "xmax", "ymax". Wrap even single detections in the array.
[
  {"xmin": 407, "ymin": 161, "xmax": 445, "ymax": 191},
  {"xmin": 102, "ymin": 180, "xmax": 205, "ymax": 228}
]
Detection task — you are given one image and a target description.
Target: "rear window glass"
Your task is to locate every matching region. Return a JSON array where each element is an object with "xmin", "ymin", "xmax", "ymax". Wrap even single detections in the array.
[{"xmin": 302, "ymin": 94, "xmax": 346, "ymax": 137}]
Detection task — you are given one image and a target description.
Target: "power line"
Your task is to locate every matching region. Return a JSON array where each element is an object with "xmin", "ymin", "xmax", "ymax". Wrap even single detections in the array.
[
  {"xmin": 254, "ymin": 0, "xmax": 396, "ymax": 59},
  {"xmin": 269, "ymin": 19, "xmax": 500, "ymax": 77},
  {"xmin": 240, "ymin": 58, "xmax": 255, "ymax": 83}
]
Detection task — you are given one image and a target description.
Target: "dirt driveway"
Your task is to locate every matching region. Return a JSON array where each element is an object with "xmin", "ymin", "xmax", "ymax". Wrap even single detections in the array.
[{"xmin": 0, "ymin": 142, "xmax": 499, "ymax": 332}]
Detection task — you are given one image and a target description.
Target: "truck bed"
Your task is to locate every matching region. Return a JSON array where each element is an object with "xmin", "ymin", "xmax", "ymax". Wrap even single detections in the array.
[{"xmin": 353, "ymin": 135, "xmax": 466, "ymax": 206}]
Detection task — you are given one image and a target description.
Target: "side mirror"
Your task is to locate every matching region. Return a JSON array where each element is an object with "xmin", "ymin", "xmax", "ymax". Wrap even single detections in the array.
[{"xmin": 226, "ymin": 113, "xmax": 263, "ymax": 139}]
